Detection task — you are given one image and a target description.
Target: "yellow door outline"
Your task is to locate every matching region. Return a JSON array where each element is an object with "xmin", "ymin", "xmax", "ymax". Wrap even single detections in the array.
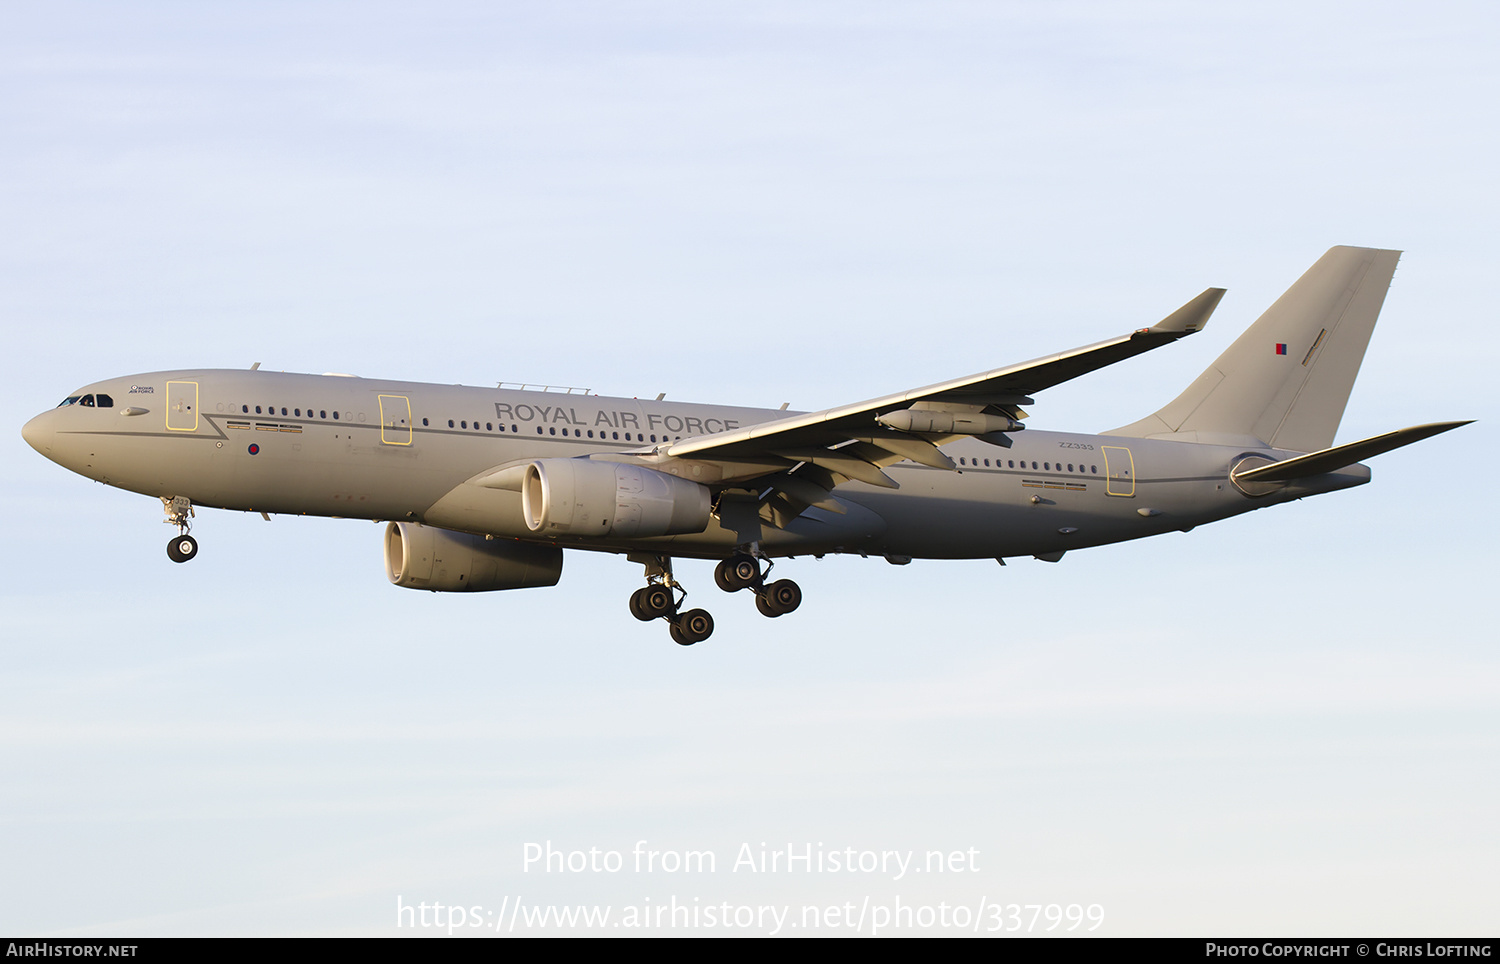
[
  {"xmin": 379, "ymin": 395, "xmax": 412, "ymax": 445},
  {"xmin": 1101, "ymin": 445, "xmax": 1135, "ymax": 497},
  {"xmin": 166, "ymin": 381, "xmax": 199, "ymax": 432}
]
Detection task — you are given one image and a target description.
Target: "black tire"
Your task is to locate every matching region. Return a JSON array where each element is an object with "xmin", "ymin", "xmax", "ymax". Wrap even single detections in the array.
[
  {"xmin": 756, "ymin": 594, "xmax": 780, "ymax": 618},
  {"xmin": 730, "ymin": 555, "xmax": 760, "ymax": 588},
  {"xmin": 674, "ymin": 608, "xmax": 714, "ymax": 643},
  {"xmin": 167, "ymin": 534, "xmax": 198, "ymax": 564},
  {"xmin": 629, "ymin": 587, "xmax": 654, "ymax": 622},
  {"xmin": 715, "ymin": 554, "xmax": 760, "ymax": 592},
  {"xmin": 713, "ymin": 559, "xmax": 735, "ymax": 593},
  {"xmin": 766, "ymin": 579, "xmax": 801, "ymax": 615},
  {"xmin": 642, "ymin": 585, "xmax": 675, "ymax": 618}
]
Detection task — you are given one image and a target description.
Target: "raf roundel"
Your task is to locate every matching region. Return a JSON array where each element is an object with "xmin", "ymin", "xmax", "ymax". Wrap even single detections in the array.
[{"xmin": 248, "ymin": 443, "xmax": 259, "ymax": 455}]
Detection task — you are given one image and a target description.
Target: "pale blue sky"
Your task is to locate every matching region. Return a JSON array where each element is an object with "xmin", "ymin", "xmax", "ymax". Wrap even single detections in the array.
[{"xmin": 2, "ymin": 1, "xmax": 1495, "ymax": 936}]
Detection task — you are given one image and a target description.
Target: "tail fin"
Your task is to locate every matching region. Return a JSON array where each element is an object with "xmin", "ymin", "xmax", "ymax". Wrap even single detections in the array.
[{"xmin": 1108, "ymin": 246, "xmax": 1402, "ymax": 452}]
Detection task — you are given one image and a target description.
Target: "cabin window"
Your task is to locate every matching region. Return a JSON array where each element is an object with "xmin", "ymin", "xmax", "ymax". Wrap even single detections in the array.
[
  {"xmin": 448, "ymin": 420, "xmax": 455, "ymax": 428},
  {"xmin": 422, "ymin": 418, "xmax": 428, "ymax": 426},
  {"xmin": 255, "ymin": 406, "xmax": 262, "ymax": 414},
  {"xmin": 320, "ymin": 411, "xmax": 327, "ymax": 419},
  {"xmin": 333, "ymin": 412, "xmax": 339, "ymax": 420}
]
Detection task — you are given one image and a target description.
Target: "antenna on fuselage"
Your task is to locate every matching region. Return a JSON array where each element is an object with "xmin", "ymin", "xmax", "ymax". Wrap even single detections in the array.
[{"xmin": 250, "ymin": 362, "xmax": 261, "ymax": 370}]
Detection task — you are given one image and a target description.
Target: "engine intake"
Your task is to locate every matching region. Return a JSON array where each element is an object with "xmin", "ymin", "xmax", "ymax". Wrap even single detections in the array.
[
  {"xmin": 522, "ymin": 459, "xmax": 711, "ymax": 538},
  {"xmin": 384, "ymin": 522, "xmax": 562, "ymax": 592}
]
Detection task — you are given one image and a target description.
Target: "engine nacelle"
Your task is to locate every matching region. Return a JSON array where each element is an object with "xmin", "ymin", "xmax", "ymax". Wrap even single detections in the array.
[
  {"xmin": 522, "ymin": 459, "xmax": 711, "ymax": 538},
  {"xmin": 384, "ymin": 522, "xmax": 562, "ymax": 592}
]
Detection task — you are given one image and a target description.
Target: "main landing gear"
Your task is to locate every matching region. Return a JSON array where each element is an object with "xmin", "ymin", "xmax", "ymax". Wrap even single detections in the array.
[
  {"xmin": 628, "ymin": 555, "xmax": 715, "ymax": 646},
  {"xmin": 714, "ymin": 551, "xmax": 801, "ymax": 618},
  {"xmin": 628, "ymin": 550, "xmax": 803, "ymax": 647},
  {"xmin": 162, "ymin": 495, "xmax": 199, "ymax": 564}
]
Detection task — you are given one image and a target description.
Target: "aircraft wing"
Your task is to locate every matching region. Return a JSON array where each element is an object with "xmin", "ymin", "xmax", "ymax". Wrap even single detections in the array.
[{"xmin": 659, "ymin": 287, "xmax": 1224, "ymax": 493}]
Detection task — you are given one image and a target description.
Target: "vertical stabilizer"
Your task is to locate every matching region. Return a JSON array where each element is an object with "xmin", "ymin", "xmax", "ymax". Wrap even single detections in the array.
[{"xmin": 1107, "ymin": 246, "xmax": 1401, "ymax": 452}]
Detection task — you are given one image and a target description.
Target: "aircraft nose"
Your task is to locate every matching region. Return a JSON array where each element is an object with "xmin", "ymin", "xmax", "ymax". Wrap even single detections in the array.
[{"xmin": 22, "ymin": 410, "xmax": 54, "ymax": 456}]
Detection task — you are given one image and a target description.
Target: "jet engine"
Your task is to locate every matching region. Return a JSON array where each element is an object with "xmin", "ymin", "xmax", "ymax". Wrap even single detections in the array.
[
  {"xmin": 384, "ymin": 522, "xmax": 562, "ymax": 592},
  {"xmin": 522, "ymin": 459, "xmax": 711, "ymax": 538}
]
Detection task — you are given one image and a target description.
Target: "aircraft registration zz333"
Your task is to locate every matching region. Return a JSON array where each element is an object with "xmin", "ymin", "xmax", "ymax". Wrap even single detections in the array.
[{"xmin": 24, "ymin": 246, "xmax": 1470, "ymax": 645}]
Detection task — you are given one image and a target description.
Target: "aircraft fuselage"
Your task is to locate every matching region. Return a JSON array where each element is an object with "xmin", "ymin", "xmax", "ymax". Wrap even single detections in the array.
[{"xmin": 22, "ymin": 368, "xmax": 1367, "ymax": 563}]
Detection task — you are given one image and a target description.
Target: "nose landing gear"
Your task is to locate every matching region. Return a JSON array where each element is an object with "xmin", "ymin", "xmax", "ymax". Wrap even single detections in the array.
[{"xmin": 162, "ymin": 496, "xmax": 199, "ymax": 564}]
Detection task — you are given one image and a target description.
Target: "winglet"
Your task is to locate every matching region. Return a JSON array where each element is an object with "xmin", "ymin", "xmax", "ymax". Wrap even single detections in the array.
[{"xmin": 1149, "ymin": 287, "xmax": 1225, "ymax": 335}]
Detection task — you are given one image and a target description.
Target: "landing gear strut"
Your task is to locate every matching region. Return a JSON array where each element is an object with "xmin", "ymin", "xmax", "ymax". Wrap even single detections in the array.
[
  {"xmin": 714, "ymin": 548, "xmax": 801, "ymax": 618},
  {"xmin": 162, "ymin": 496, "xmax": 198, "ymax": 564},
  {"xmin": 627, "ymin": 554, "xmax": 714, "ymax": 645}
]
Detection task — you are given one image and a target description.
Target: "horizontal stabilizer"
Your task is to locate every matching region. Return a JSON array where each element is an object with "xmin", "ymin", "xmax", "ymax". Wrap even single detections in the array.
[{"xmin": 1231, "ymin": 421, "xmax": 1472, "ymax": 484}]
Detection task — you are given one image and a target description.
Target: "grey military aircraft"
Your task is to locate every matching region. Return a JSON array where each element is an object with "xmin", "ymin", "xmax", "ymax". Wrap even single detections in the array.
[{"xmin": 23, "ymin": 246, "xmax": 1468, "ymax": 645}]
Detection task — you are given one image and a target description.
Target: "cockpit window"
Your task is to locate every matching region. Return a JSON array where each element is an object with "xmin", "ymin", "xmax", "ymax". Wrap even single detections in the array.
[{"xmin": 56, "ymin": 393, "xmax": 114, "ymax": 408}]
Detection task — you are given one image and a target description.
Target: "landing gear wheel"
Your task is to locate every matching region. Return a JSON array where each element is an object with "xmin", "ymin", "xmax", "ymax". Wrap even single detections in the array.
[
  {"xmin": 629, "ymin": 587, "xmax": 653, "ymax": 621},
  {"xmin": 642, "ymin": 585, "xmax": 674, "ymax": 618},
  {"xmin": 715, "ymin": 553, "xmax": 761, "ymax": 593},
  {"xmin": 756, "ymin": 579, "xmax": 801, "ymax": 617},
  {"xmin": 166, "ymin": 534, "xmax": 198, "ymax": 564},
  {"xmin": 630, "ymin": 585, "xmax": 675, "ymax": 621},
  {"xmin": 671, "ymin": 608, "xmax": 714, "ymax": 645}
]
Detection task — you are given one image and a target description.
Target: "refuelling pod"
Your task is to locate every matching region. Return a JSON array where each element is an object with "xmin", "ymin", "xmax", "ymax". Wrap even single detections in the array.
[
  {"xmin": 522, "ymin": 459, "xmax": 711, "ymax": 538},
  {"xmin": 876, "ymin": 409, "xmax": 1024, "ymax": 435},
  {"xmin": 384, "ymin": 522, "xmax": 562, "ymax": 592}
]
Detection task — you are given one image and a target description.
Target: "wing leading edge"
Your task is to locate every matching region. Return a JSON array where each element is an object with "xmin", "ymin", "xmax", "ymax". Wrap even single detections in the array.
[{"xmin": 655, "ymin": 287, "xmax": 1224, "ymax": 490}]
